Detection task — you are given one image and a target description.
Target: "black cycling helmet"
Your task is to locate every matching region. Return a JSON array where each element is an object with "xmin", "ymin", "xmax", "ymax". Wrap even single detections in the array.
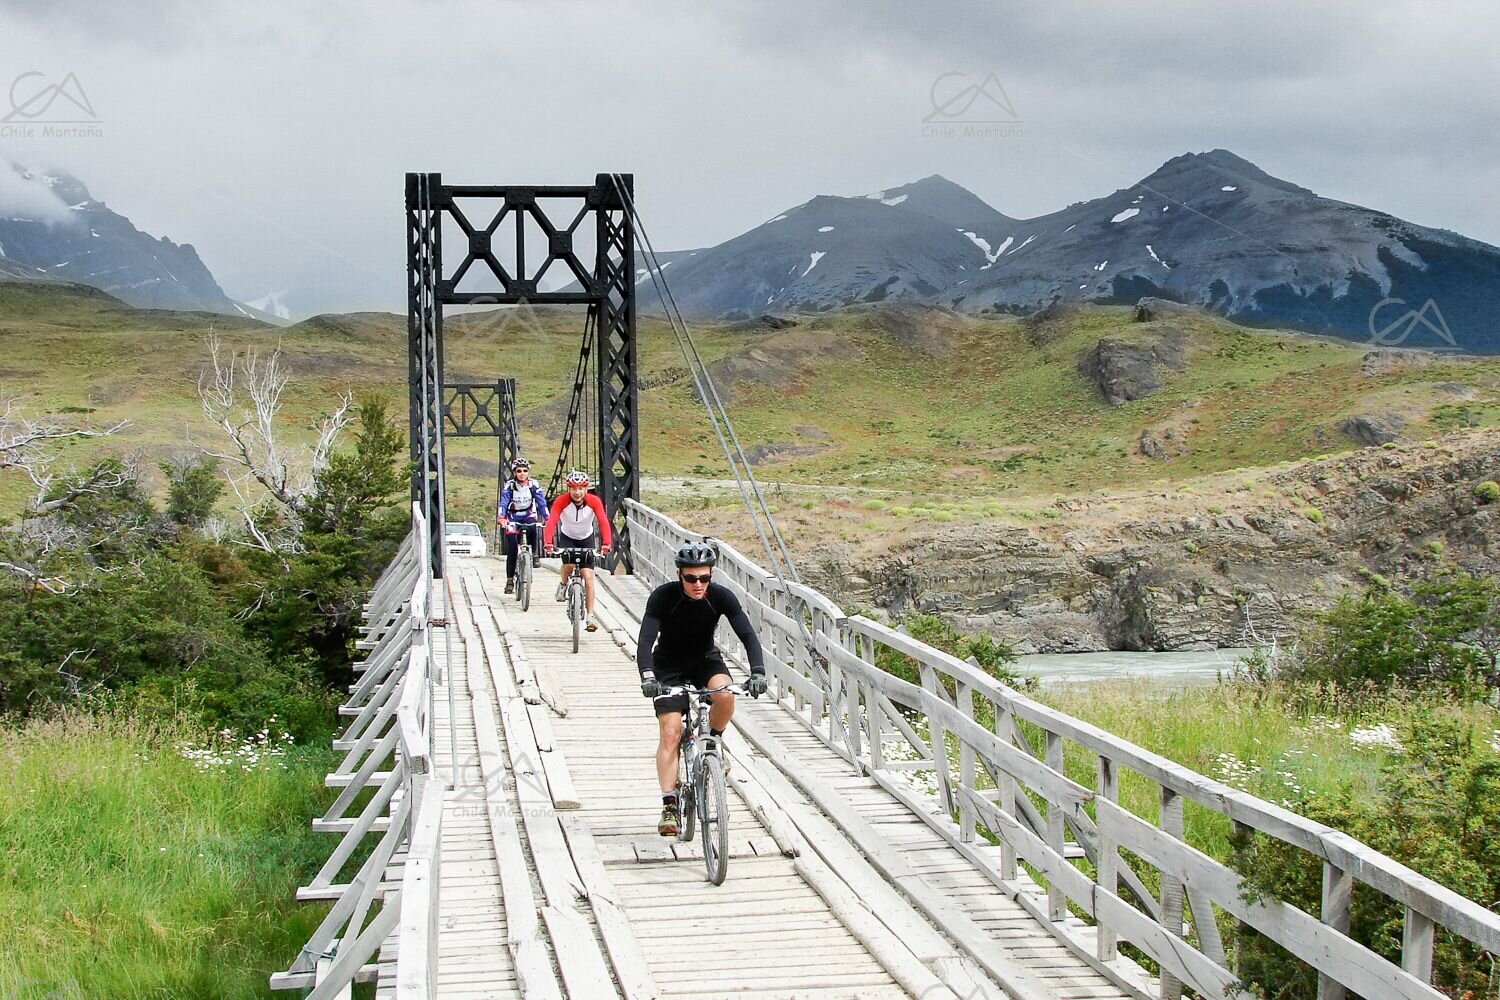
[{"xmin": 674, "ymin": 541, "xmax": 719, "ymax": 568}]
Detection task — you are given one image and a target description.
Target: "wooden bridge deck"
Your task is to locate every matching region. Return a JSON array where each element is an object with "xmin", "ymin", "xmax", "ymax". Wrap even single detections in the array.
[{"xmin": 374, "ymin": 554, "xmax": 1146, "ymax": 999}]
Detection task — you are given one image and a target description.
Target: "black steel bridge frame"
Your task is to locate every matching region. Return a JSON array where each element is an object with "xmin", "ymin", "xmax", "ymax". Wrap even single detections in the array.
[{"xmin": 407, "ymin": 173, "xmax": 638, "ymax": 577}]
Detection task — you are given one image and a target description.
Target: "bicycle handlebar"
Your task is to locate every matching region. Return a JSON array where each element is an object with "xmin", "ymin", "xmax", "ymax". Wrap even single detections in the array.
[{"xmin": 659, "ymin": 682, "xmax": 747, "ymax": 697}]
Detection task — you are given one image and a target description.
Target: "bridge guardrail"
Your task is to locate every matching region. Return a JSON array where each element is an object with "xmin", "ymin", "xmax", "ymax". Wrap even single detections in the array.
[
  {"xmin": 626, "ymin": 499, "xmax": 1500, "ymax": 1000},
  {"xmin": 273, "ymin": 502, "xmax": 445, "ymax": 998}
]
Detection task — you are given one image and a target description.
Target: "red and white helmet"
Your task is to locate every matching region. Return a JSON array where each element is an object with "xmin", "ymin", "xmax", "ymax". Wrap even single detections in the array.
[{"xmin": 564, "ymin": 470, "xmax": 590, "ymax": 488}]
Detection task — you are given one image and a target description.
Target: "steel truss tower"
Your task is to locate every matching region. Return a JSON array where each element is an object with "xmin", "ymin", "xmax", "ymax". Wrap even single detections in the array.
[{"xmin": 406, "ymin": 173, "xmax": 638, "ymax": 576}]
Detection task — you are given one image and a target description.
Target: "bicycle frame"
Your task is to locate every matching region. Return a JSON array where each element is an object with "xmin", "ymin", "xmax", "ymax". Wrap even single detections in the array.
[
  {"xmin": 663, "ymin": 682, "xmax": 743, "ymax": 884},
  {"xmin": 503, "ymin": 522, "xmax": 539, "ymax": 610},
  {"xmin": 557, "ymin": 547, "xmax": 594, "ymax": 652}
]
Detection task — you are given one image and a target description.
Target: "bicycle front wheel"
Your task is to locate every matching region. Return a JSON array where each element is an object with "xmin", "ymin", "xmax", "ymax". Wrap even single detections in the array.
[
  {"xmin": 517, "ymin": 551, "xmax": 531, "ymax": 611},
  {"xmin": 569, "ymin": 587, "xmax": 582, "ymax": 653},
  {"xmin": 698, "ymin": 752, "xmax": 729, "ymax": 885}
]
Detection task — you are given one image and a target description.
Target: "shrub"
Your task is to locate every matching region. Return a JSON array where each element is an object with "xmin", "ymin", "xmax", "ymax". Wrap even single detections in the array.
[
  {"xmin": 1231, "ymin": 715, "xmax": 1500, "ymax": 998},
  {"xmin": 875, "ymin": 613, "xmax": 1028, "ymax": 690},
  {"xmin": 860, "ymin": 499, "xmax": 887, "ymax": 511},
  {"xmin": 161, "ymin": 457, "xmax": 224, "ymax": 529},
  {"xmin": 1207, "ymin": 504, "xmax": 1225, "ymax": 514},
  {"xmin": 1474, "ymin": 480, "xmax": 1500, "ymax": 503},
  {"xmin": 1304, "ymin": 507, "xmax": 1324, "ymax": 523},
  {"xmin": 1284, "ymin": 570, "xmax": 1499, "ymax": 699}
]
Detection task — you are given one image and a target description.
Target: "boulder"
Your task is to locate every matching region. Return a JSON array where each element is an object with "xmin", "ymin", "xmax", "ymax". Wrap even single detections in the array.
[
  {"xmin": 1133, "ymin": 296, "xmax": 1199, "ymax": 322},
  {"xmin": 1080, "ymin": 331, "xmax": 1188, "ymax": 406},
  {"xmin": 1338, "ymin": 412, "xmax": 1406, "ymax": 447}
]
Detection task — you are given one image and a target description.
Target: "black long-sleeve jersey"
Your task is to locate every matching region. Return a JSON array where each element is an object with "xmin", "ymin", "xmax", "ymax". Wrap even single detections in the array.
[{"xmin": 636, "ymin": 580, "xmax": 765, "ymax": 677}]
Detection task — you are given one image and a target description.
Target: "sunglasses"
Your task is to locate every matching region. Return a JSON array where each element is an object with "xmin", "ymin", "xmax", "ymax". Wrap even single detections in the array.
[{"xmin": 680, "ymin": 573, "xmax": 712, "ymax": 584}]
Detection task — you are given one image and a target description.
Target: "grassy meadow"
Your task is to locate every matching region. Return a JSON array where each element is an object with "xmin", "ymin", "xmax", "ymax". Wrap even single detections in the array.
[
  {"xmin": 5, "ymin": 281, "xmax": 1499, "ymax": 530},
  {"xmin": 0, "ymin": 711, "xmax": 341, "ymax": 998}
]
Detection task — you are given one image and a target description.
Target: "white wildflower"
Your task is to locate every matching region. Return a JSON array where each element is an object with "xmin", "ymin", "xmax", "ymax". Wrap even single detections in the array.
[{"xmin": 1349, "ymin": 723, "xmax": 1404, "ymax": 753}]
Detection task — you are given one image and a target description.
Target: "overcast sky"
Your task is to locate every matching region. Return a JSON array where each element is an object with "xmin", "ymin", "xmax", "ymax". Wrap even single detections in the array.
[{"xmin": 2, "ymin": 0, "xmax": 1496, "ymax": 317}]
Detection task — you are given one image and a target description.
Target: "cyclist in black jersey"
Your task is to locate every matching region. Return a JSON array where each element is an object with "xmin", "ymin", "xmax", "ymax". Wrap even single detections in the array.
[{"xmin": 638, "ymin": 541, "xmax": 767, "ymax": 836}]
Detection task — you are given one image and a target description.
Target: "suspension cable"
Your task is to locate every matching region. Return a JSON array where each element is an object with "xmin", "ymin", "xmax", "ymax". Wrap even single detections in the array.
[
  {"xmin": 549, "ymin": 306, "xmax": 597, "ymax": 498},
  {"xmin": 609, "ymin": 175, "xmax": 802, "ymax": 585}
]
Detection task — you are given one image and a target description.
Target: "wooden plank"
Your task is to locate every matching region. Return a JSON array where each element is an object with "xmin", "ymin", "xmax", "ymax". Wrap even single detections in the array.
[
  {"xmin": 468, "ymin": 689, "xmax": 562, "ymax": 1000},
  {"xmin": 527, "ymin": 702, "xmax": 581, "ymax": 811},
  {"xmin": 558, "ymin": 813, "xmax": 662, "ymax": 1000},
  {"xmin": 733, "ymin": 711, "xmax": 1055, "ymax": 1000},
  {"xmin": 395, "ymin": 785, "xmax": 445, "ymax": 996}
]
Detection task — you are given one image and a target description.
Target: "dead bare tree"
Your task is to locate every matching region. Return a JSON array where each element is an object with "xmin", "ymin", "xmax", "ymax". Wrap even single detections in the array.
[
  {"xmin": 193, "ymin": 333, "xmax": 353, "ymax": 554},
  {"xmin": 0, "ymin": 396, "xmax": 129, "ymax": 516},
  {"xmin": 0, "ymin": 397, "xmax": 131, "ymax": 593}
]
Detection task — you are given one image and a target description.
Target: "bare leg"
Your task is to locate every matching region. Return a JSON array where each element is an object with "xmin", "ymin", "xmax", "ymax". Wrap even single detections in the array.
[
  {"xmin": 656, "ymin": 712, "xmax": 683, "ymax": 793},
  {"xmin": 706, "ymin": 672, "xmax": 735, "ymax": 733},
  {"xmin": 582, "ymin": 566, "xmax": 596, "ymax": 614}
]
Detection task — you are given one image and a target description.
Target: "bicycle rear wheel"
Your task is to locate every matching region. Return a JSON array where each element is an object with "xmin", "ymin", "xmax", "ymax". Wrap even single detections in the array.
[{"xmin": 698, "ymin": 751, "xmax": 729, "ymax": 885}]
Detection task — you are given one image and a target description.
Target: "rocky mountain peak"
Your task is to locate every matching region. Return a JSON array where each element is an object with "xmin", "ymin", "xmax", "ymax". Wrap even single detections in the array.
[{"xmin": 1, "ymin": 159, "xmax": 238, "ymax": 315}]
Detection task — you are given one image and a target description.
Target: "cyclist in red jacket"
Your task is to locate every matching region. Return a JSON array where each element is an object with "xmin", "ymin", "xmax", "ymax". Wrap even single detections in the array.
[{"xmin": 542, "ymin": 470, "xmax": 613, "ymax": 632}]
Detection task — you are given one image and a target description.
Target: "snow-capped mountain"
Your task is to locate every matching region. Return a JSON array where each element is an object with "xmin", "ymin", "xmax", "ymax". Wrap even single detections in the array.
[
  {"xmin": 949, "ymin": 150, "xmax": 1500, "ymax": 350},
  {"xmin": 643, "ymin": 178, "xmax": 1006, "ymax": 316},
  {"xmin": 649, "ymin": 151, "xmax": 1500, "ymax": 352},
  {"xmin": 0, "ymin": 162, "xmax": 240, "ymax": 315}
]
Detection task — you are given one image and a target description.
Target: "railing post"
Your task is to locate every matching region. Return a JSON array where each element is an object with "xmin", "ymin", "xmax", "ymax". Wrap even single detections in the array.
[
  {"xmin": 862, "ymin": 633, "xmax": 883, "ymax": 771},
  {"xmin": 957, "ymin": 680, "xmax": 976, "ymax": 843},
  {"xmin": 1402, "ymin": 907, "xmax": 1435, "ymax": 985},
  {"xmin": 918, "ymin": 664, "xmax": 956, "ymax": 821},
  {"xmin": 1046, "ymin": 730, "xmax": 1066, "ymax": 922},
  {"xmin": 1159, "ymin": 785, "xmax": 1185, "ymax": 1000},
  {"xmin": 839, "ymin": 622, "xmax": 862, "ymax": 765},
  {"xmin": 1096, "ymin": 755, "xmax": 1119, "ymax": 962},
  {"xmin": 995, "ymin": 700, "xmax": 1018, "ymax": 881},
  {"xmin": 1318, "ymin": 861, "xmax": 1352, "ymax": 1000}
]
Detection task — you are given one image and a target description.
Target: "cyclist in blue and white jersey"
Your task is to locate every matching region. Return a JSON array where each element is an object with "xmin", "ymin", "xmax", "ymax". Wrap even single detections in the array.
[{"xmin": 496, "ymin": 458, "xmax": 547, "ymax": 594}]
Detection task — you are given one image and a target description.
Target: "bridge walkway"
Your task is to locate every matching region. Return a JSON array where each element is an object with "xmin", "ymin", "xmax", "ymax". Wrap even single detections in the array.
[{"xmin": 379, "ymin": 550, "xmax": 1143, "ymax": 999}]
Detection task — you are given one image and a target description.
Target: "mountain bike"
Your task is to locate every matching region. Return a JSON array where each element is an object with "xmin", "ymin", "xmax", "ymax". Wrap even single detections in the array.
[
  {"xmin": 664, "ymin": 682, "xmax": 746, "ymax": 885},
  {"xmin": 504, "ymin": 522, "xmax": 539, "ymax": 611},
  {"xmin": 555, "ymin": 547, "xmax": 594, "ymax": 653}
]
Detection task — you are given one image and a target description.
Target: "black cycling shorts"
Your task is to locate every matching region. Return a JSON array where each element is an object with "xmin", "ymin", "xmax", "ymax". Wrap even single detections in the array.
[
  {"xmin": 651, "ymin": 656, "xmax": 732, "ymax": 717},
  {"xmin": 556, "ymin": 534, "xmax": 597, "ymax": 567}
]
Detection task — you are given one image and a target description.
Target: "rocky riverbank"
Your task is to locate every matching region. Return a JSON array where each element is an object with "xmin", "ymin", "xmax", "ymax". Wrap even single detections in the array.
[{"xmin": 797, "ymin": 431, "xmax": 1500, "ymax": 653}]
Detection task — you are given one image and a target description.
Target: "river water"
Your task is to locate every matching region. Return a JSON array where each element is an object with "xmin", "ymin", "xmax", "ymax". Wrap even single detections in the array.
[{"xmin": 1016, "ymin": 647, "xmax": 1252, "ymax": 686}]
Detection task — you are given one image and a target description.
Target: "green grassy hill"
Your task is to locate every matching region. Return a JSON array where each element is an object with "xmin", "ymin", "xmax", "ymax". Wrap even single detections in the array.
[{"xmin": 3, "ymin": 282, "xmax": 1497, "ymax": 525}]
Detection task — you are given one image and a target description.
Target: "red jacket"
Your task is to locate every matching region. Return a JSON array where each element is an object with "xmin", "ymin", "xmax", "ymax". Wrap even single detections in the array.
[{"xmin": 543, "ymin": 492, "xmax": 613, "ymax": 550}]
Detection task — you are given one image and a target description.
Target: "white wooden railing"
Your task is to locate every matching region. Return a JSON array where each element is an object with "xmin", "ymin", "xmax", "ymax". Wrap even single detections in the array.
[
  {"xmin": 627, "ymin": 499, "xmax": 1500, "ymax": 1000},
  {"xmin": 272, "ymin": 503, "xmax": 446, "ymax": 998}
]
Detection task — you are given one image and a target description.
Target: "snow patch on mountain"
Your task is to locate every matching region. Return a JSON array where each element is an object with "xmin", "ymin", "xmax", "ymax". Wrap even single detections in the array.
[
  {"xmin": 801, "ymin": 251, "xmax": 826, "ymax": 277},
  {"xmin": 1111, "ymin": 208, "xmax": 1140, "ymax": 223},
  {"xmin": 959, "ymin": 230, "xmax": 1010, "ymax": 264}
]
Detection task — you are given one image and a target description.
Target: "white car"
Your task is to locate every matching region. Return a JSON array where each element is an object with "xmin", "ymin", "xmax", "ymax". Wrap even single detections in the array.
[{"xmin": 444, "ymin": 521, "xmax": 487, "ymax": 558}]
